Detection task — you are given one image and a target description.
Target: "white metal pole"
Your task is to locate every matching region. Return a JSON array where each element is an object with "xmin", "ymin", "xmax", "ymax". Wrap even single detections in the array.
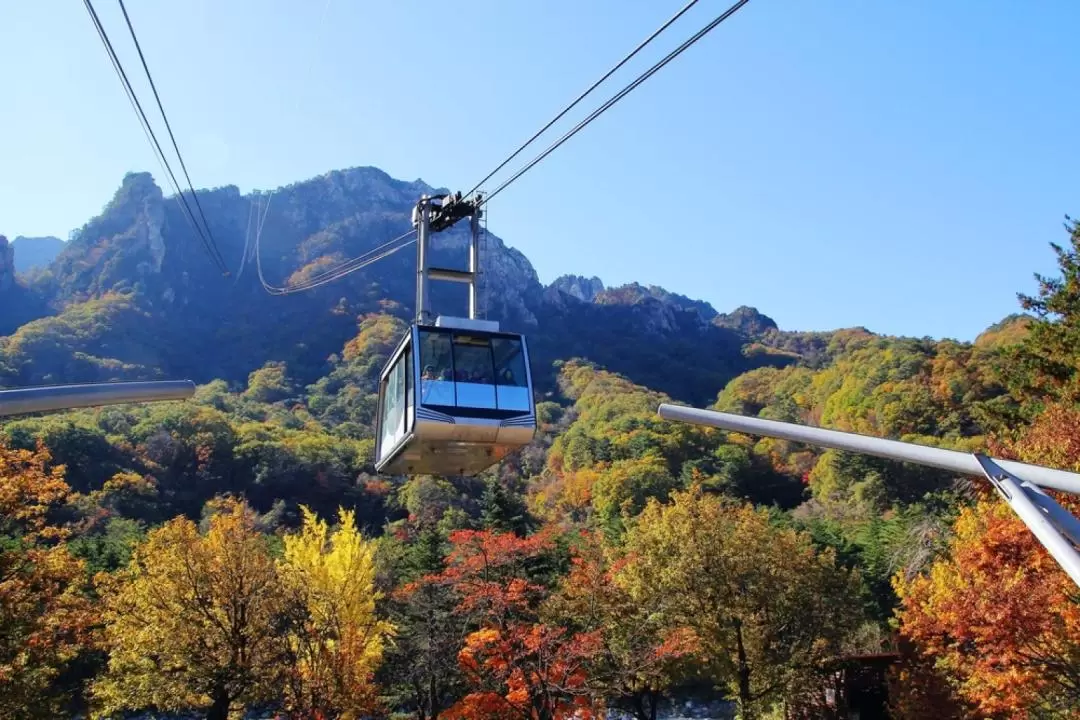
[
  {"xmin": 974, "ymin": 454, "xmax": 1080, "ymax": 588},
  {"xmin": 415, "ymin": 198, "xmax": 431, "ymax": 324},
  {"xmin": 657, "ymin": 404, "xmax": 1080, "ymax": 496},
  {"xmin": 0, "ymin": 380, "xmax": 195, "ymax": 417},
  {"xmin": 468, "ymin": 209, "xmax": 480, "ymax": 320}
]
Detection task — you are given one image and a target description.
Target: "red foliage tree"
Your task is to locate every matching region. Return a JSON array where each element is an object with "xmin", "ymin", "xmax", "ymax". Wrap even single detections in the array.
[{"xmin": 434, "ymin": 528, "xmax": 603, "ymax": 720}]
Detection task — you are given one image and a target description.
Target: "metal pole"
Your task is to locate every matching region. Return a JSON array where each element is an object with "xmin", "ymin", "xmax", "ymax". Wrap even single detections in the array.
[
  {"xmin": 415, "ymin": 198, "xmax": 431, "ymax": 324},
  {"xmin": 1018, "ymin": 476, "xmax": 1080, "ymax": 547},
  {"xmin": 974, "ymin": 454, "xmax": 1080, "ymax": 588},
  {"xmin": 657, "ymin": 404, "xmax": 1080, "ymax": 496},
  {"xmin": 0, "ymin": 380, "xmax": 195, "ymax": 417},
  {"xmin": 468, "ymin": 208, "xmax": 480, "ymax": 320}
]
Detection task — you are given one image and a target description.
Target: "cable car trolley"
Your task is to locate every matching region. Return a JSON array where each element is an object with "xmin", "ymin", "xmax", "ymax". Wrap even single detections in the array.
[{"xmin": 374, "ymin": 193, "xmax": 537, "ymax": 476}]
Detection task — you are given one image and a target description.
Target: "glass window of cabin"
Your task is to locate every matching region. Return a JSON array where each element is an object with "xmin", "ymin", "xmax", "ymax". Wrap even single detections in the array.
[
  {"xmin": 380, "ymin": 353, "xmax": 406, "ymax": 452},
  {"xmin": 491, "ymin": 336, "xmax": 530, "ymax": 411},
  {"xmin": 418, "ymin": 330, "xmax": 456, "ymax": 406},
  {"xmin": 451, "ymin": 333, "xmax": 497, "ymax": 409},
  {"xmin": 405, "ymin": 346, "xmax": 413, "ymax": 430}
]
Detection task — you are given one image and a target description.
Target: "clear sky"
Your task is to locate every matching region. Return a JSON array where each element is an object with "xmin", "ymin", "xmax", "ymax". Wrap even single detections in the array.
[{"xmin": 2, "ymin": 0, "xmax": 1078, "ymax": 340}]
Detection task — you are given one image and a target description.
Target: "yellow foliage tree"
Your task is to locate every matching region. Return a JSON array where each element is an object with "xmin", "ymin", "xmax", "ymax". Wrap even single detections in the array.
[
  {"xmin": 618, "ymin": 487, "xmax": 864, "ymax": 719},
  {"xmin": 278, "ymin": 506, "xmax": 394, "ymax": 719},
  {"xmin": 92, "ymin": 498, "xmax": 284, "ymax": 720}
]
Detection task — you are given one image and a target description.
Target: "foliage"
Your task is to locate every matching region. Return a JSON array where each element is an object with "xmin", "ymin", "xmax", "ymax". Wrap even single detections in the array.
[
  {"xmin": 92, "ymin": 498, "xmax": 285, "ymax": 720},
  {"xmin": 896, "ymin": 402, "xmax": 1080, "ymax": 717},
  {"xmin": 435, "ymin": 528, "xmax": 603, "ymax": 720},
  {"xmin": 278, "ymin": 505, "xmax": 393, "ymax": 719},
  {"xmin": 618, "ymin": 487, "xmax": 866, "ymax": 718},
  {"xmin": 1008, "ymin": 217, "xmax": 1080, "ymax": 409},
  {"xmin": 0, "ymin": 442, "xmax": 95, "ymax": 720},
  {"xmin": 546, "ymin": 531, "xmax": 701, "ymax": 720},
  {"xmin": 7, "ymin": 164, "xmax": 1080, "ymax": 717}
]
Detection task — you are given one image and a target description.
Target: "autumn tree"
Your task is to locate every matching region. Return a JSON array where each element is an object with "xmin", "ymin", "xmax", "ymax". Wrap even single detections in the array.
[
  {"xmin": 277, "ymin": 505, "xmax": 393, "ymax": 719},
  {"xmin": 437, "ymin": 528, "xmax": 602, "ymax": 720},
  {"xmin": 92, "ymin": 497, "xmax": 285, "ymax": 720},
  {"xmin": 896, "ymin": 403, "xmax": 1080, "ymax": 717},
  {"xmin": 381, "ymin": 523, "xmax": 465, "ymax": 720},
  {"xmin": 546, "ymin": 531, "xmax": 700, "ymax": 720},
  {"xmin": 618, "ymin": 487, "xmax": 865, "ymax": 719},
  {"xmin": 0, "ymin": 442, "xmax": 95, "ymax": 720}
]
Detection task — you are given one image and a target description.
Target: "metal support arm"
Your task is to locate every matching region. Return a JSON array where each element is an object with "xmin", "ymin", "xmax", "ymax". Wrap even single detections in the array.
[
  {"xmin": 975, "ymin": 454, "xmax": 1080, "ymax": 588},
  {"xmin": 0, "ymin": 380, "xmax": 196, "ymax": 417},
  {"xmin": 657, "ymin": 403, "xmax": 1080, "ymax": 589},
  {"xmin": 413, "ymin": 192, "xmax": 484, "ymax": 324}
]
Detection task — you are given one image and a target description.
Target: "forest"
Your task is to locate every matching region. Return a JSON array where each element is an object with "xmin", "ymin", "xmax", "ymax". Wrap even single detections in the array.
[{"xmin": 4, "ymin": 167, "xmax": 1080, "ymax": 719}]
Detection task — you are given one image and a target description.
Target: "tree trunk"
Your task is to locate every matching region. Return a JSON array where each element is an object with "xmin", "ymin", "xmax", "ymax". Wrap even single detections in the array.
[
  {"xmin": 206, "ymin": 690, "xmax": 230, "ymax": 720},
  {"xmin": 429, "ymin": 671, "xmax": 440, "ymax": 720},
  {"xmin": 735, "ymin": 620, "xmax": 753, "ymax": 720},
  {"xmin": 413, "ymin": 677, "xmax": 425, "ymax": 720}
]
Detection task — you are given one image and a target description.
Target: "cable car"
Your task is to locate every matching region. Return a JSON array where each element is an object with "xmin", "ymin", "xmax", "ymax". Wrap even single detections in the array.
[
  {"xmin": 373, "ymin": 192, "xmax": 536, "ymax": 476},
  {"xmin": 374, "ymin": 316, "xmax": 536, "ymax": 476}
]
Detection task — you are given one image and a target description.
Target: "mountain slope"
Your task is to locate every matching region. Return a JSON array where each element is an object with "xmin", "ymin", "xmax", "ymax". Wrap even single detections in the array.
[{"xmin": 2, "ymin": 167, "xmax": 791, "ymax": 403}]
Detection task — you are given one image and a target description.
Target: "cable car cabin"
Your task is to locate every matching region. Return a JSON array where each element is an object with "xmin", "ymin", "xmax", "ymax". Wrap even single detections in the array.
[{"xmin": 374, "ymin": 317, "xmax": 536, "ymax": 476}]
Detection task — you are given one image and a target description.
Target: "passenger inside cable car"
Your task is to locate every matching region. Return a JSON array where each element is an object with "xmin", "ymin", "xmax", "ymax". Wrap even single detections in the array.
[{"xmin": 413, "ymin": 328, "xmax": 530, "ymax": 413}]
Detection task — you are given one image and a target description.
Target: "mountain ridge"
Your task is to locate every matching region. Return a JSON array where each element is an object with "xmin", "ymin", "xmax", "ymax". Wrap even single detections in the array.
[{"xmin": 0, "ymin": 165, "xmax": 1024, "ymax": 404}]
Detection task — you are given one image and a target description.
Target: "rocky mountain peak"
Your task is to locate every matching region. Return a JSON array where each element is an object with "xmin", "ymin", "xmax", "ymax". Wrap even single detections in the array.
[
  {"xmin": 548, "ymin": 274, "xmax": 605, "ymax": 302},
  {"xmin": 0, "ymin": 235, "xmax": 14, "ymax": 291},
  {"xmin": 714, "ymin": 305, "xmax": 778, "ymax": 336}
]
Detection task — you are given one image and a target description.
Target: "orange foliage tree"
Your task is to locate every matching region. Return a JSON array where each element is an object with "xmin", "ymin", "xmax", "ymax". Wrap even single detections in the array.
[
  {"xmin": 895, "ymin": 402, "xmax": 1080, "ymax": 716},
  {"xmin": 435, "ymin": 528, "xmax": 603, "ymax": 720},
  {"xmin": 0, "ymin": 442, "xmax": 95, "ymax": 719},
  {"xmin": 546, "ymin": 532, "xmax": 701, "ymax": 720}
]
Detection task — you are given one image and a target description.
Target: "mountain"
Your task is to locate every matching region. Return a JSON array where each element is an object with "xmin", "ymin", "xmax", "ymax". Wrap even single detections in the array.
[
  {"xmin": 0, "ymin": 167, "xmax": 789, "ymax": 404},
  {"xmin": 2, "ymin": 162, "xmax": 1064, "ymax": 719},
  {"xmin": 0, "ymin": 235, "xmax": 13, "ymax": 292},
  {"xmin": 11, "ymin": 235, "xmax": 64, "ymax": 273}
]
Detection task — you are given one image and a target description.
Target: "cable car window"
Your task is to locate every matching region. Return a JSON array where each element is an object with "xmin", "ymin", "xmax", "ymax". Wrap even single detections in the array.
[
  {"xmin": 380, "ymin": 354, "xmax": 407, "ymax": 451},
  {"xmin": 491, "ymin": 337, "xmax": 530, "ymax": 411},
  {"xmin": 405, "ymin": 345, "xmax": 413, "ymax": 430},
  {"xmin": 451, "ymin": 334, "xmax": 496, "ymax": 409},
  {"xmin": 419, "ymin": 330, "xmax": 455, "ymax": 406}
]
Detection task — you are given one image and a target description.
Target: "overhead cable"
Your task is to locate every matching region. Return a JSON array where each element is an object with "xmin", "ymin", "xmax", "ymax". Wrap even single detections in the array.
[
  {"xmin": 82, "ymin": 0, "xmax": 229, "ymax": 274},
  {"xmin": 116, "ymin": 0, "xmax": 229, "ymax": 274},
  {"xmin": 464, "ymin": 0, "xmax": 704, "ymax": 199},
  {"xmin": 256, "ymin": 227, "xmax": 417, "ymax": 296},
  {"xmin": 482, "ymin": 0, "xmax": 751, "ymax": 207}
]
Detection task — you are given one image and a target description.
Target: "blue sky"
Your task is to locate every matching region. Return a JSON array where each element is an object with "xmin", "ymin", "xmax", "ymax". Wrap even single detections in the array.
[{"xmin": 2, "ymin": 0, "xmax": 1078, "ymax": 340}]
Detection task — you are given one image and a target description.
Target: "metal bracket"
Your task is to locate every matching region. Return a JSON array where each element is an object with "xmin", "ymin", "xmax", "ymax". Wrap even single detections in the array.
[
  {"xmin": 413, "ymin": 192, "xmax": 484, "ymax": 324},
  {"xmin": 973, "ymin": 453, "xmax": 1080, "ymax": 587}
]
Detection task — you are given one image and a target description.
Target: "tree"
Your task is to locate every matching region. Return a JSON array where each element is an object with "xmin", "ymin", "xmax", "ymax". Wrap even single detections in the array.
[
  {"xmin": 0, "ymin": 442, "xmax": 95, "ymax": 720},
  {"xmin": 618, "ymin": 487, "xmax": 864, "ymax": 719},
  {"xmin": 436, "ymin": 528, "xmax": 603, "ymax": 720},
  {"xmin": 92, "ymin": 498, "xmax": 284, "ymax": 720},
  {"xmin": 895, "ymin": 496, "xmax": 1080, "ymax": 717},
  {"xmin": 546, "ymin": 532, "xmax": 700, "ymax": 720},
  {"xmin": 895, "ymin": 402, "xmax": 1080, "ymax": 717},
  {"xmin": 277, "ymin": 505, "xmax": 393, "ymax": 719},
  {"xmin": 1009, "ymin": 217, "xmax": 1080, "ymax": 408},
  {"xmin": 481, "ymin": 478, "xmax": 532, "ymax": 536},
  {"xmin": 382, "ymin": 523, "xmax": 465, "ymax": 720}
]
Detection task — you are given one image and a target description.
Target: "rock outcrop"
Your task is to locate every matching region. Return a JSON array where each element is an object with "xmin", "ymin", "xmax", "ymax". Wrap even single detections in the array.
[{"xmin": 0, "ymin": 235, "xmax": 14, "ymax": 291}]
